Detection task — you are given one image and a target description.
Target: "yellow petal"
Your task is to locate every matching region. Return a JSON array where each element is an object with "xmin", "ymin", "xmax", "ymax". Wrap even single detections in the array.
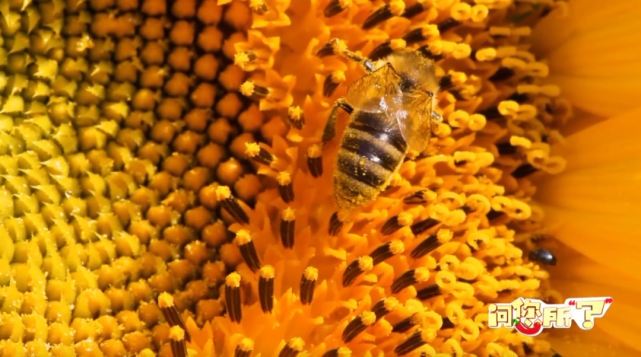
[
  {"xmin": 532, "ymin": 0, "xmax": 641, "ymax": 117},
  {"xmin": 547, "ymin": 327, "xmax": 641, "ymax": 357},
  {"xmin": 536, "ymin": 107, "xmax": 641, "ymax": 281}
]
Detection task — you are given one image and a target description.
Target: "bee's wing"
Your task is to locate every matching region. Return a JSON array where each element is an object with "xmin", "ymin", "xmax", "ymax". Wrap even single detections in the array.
[
  {"xmin": 346, "ymin": 64, "xmax": 402, "ymax": 112},
  {"xmin": 391, "ymin": 90, "xmax": 434, "ymax": 153}
]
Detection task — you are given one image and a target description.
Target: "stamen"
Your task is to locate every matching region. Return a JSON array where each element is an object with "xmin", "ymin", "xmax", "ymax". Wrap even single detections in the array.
[
  {"xmin": 439, "ymin": 75, "xmax": 454, "ymax": 91},
  {"xmin": 410, "ymin": 233, "xmax": 439, "ymax": 259},
  {"xmin": 394, "ymin": 330, "xmax": 429, "ymax": 356},
  {"xmin": 441, "ymin": 317, "xmax": 455, "ymax": 329},
  {"xmin": 235, "ymin": 338, "xmax": 255, "ymax": 357},
  {"xmin": 342, "ymin": 311, "xmax": 376, "ymax": 343},
  {"xmin": 323, "ymin": 70, "xmax": 345, "ymax": 97},
  {"xmin": 404, "ymin": 190, "xmax": 430, "ymax": 204},
  {"xmin": 392, "ymin": 312, "xmax": 427, "ymax": 333},
  {"xmin": 363, "ymin": 0, "xmax": 405, "ymax": 29},
  {"xmin": 288, "ymin": 106, "xmax": 305, "ymax": 129},
  {"xmin": 402, "ymin": 2, "xmax": 426, "ymax": 18},
  {"xmin": 342, "ymin": 255, "xmax": 373, "ymax": 287},
  {"xmin": 370, "ymin": 240, "xmax": 404, "ymax": 265},
  {"xmin": 324, "ymin": 0, "xmax": 350, "ymax": 17},
  {"xmin": 496, "ymin": 142, "xmax": 518, "ymax": 155},
  {"xmin": 259, "ymin": 265, "xmax": 275, "ymax": 313},
  {"xmin": 158, "ymin": 292, "xmax": 192, "ymax": 342},
  {"xmin": 381, "ymin": 212, "xmax": 413, "ymax": 235},
  {"xmin": 234, "ymin": 51, "xmax": 257, "ymax": 68},
  {"xmin": 411, "ymin": 218, "xmax": 439, "ymax": 236},
  {"xmin": 511, "ymin": 163, "xmax": 538, "ymax": 178},
  {"xmin": 328, "ymin": 211, "xmax": 343, "ymax": 236},
  {"xmin": 245, "ymin": 142, "xmax": 274, "ymax": 166},
  {"xmin": 280, "ymin": 207, "xmax": 296, "ymax": 249},
  {"xmin": 417, "ymin": 45, "xmax": 443, "ymax": 62},
  {"xmin": 240, "ymin": 81, "xmax": 270, "ymax": 98},
  {"xmin": 371, "ymin": 297, "xmax": 400, "ymax": 321},
  {"xmin": 416, "ymin": 284, "xmax": 441, "ymax": 301},
  {"xmin": 322, "ymin": 347, "xmax": 352, "ymax": 357},
  {"xmin": 169, "ymin": 326, "xmax": 189, "ymax": 357},
  {"xmin": 225, "ymin": 272, "xmax": 242, "ymax": 323},
  {"xmin": 216, "ymin": 186, "xmax": 250, "ymax": 224},
  {"xmin": 403, "ymin": 25, "xmax": 439, "ymax": 45},
  {"xmin": 391, "ymin": 267, "xmax": 430, "ymax": 293},
  {"xmin": 249, "ymin": 0, "xmax": 268, "ymax": 14},
  {"xmin": 528, "ymin": 249, "xmax": 557, "ymax": 266},
  {"xmin": 139, "ymin": 349, "xmax": 156, "ymax": 357},
  {"xmin": 307, "ymin": 144, "xmax": 323, "ymax": 178},
  {"xmin": 522, "ymin": 342, "xmax": 533, "ymax": 355},
  {"xmin": 300, "ymin": 266, "xmax": 318, "ymax": 305},
  {"xmin": 278, "ymin": 337, "xmax": 305, "ymax": 357},
  {"xmin": 437, "ymin": 18, "xmax": 460, "ymax": 33},
  {"xmin": 277, "ymin": 171, "xmax": 295, "ymax": 203},
  {"xmin": 235, "ymin": 230, "xmax": 262, "ymax": 273}
]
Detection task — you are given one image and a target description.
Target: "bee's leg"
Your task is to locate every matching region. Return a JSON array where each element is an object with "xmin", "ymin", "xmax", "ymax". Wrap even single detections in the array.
[
  {"xmin": 430, "ymin": 111, "xmax": 442, "ymax": 134},
  {"xmin": 317, "ymin": 38, "xmax": 375, "ymax": 72},
  {"xmin": 322, "ymin": 97, "xmax": 353, "ymax": 144}
]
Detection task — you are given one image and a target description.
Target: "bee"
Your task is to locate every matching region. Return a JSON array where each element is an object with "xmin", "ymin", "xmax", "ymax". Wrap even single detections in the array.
[{"xmin": 319, "ymin": 39, "xmax": 442, "ymax": 212}]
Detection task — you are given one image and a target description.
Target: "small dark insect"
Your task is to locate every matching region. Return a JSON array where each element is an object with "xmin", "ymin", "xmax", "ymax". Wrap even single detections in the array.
[{"xmin": 529, "ymin": 249, "xmax": 557, "ymax": 266}]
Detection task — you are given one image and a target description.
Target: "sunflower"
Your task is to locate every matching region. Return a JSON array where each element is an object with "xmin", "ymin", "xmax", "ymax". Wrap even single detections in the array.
[{"xmin": 0, "ymin": 0, "xmax": 638, "ymax": 357}]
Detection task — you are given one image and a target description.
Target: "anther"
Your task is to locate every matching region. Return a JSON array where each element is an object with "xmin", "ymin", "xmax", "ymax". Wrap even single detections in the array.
[
  {"xmin": 391, "ymin": 268, "xmax": 430, "ymax": 293},
  {"xmin": 259, "ymin": 265, "xmax": 275, "ymax": 313},
  {"xmin": 322, "ymin": 347, "xmax": 352, "ymax": 357},
  {"xmin": 323, "ymin": 71, "xmax": 345, "ymax": 97},
  {"xmin": 477, "ymin": 106, "xmax": 502, "ymax": 120},
  {"xmin": 342, "ymin": 255, "xmax": 373, "ymax": 287},
  {"xmin": 307, "ymin": 144, "xmax": 323, "ymax": 178},
  {"xmin": 324, "ymin": 0, "xmax": 351, "ymax": 17},
  {"xmin": 288, "ymin": 106, "xmax": 305, "ymax": 129},
  {"xmin": 369, "ymin": 41, "xmax": 392, "ymax": 61},
  {"xmin": 169, "ymin": 326, "xmax": 189, "ymax": 357},
  {"xmin": 235, "ymin": 229, "xmax": 262, "ymax": 273},
  {"xmin": 240, "ymin": 81, "xmax": 270, "ymax": 99},
  {"xmin": 394, "ymin": 330, "xmax": 430, "ymax": 356},
  {"xmin": 329, "ymin": 211, "xmax": 343, "ymax": 236},
  {"xmin": 416, "ymin": 284, "xmax": 441, "ymax": 301},
  {"xmin": 402, "ymin": 2, "xmax": 426, "ymax": 18},
  {"xmin": 277, "ymin": 172, "xmax": 295, "ymax": 203},
  {"xmin": 300, "ymin": 266, "xmax": 318, "ymax": 305},
  {"xmin": 317, "ymin": 38, "xmax": 341, "ymax": 58},
  {"xmin": 402, "ymin": 25, "xmax": 439, "ymax": 45},
  {"xmin": 392, "ymin": 312, "xmax": 427, "ymax": 333},
  {"xmin": 381, "ymin": 212, "xmax": 413, "ymax": 235},
  {"xmin": 371, "ymin": 297, "xmax": 400, "ymax": 321},
  {"xmin": 225, "ymin": 272, "xmax": 242, "ymax": 323},
  {"xmin": 486, "ymin": 209, "xmax": 504, "ymax": 221},
  {"xmin": 404, "ymin": 190, "xmax": 428, "ymax": 204},
  {"xmin": 496, "ymin": 142, "xmax": 518, "ymax": 155},
  {"xmin": 411, "ymin": 218, "xmax": 439, "ymax": 236},
  {"xmin": 363, "ymin": 0, "xmax": 405, "ymax": 29},
  {"xmin": 410, "ymin": 234, "xmax": 440, "ymax": 259},
  {"xmin": 249, "ymin": 0, "xmax": 268, "ymax": 14},
  {"xmin": 158, "ymin": 292, "xmax": 191, "ymax": 342},
  {"xmin": 245, "ymin": 142, "xmax": 275, "ymax": 166},
  {"xmin": 235, "ymin": 338, "xmax": 255, "ymax": 357},
  {"xmin": 439, "ymin": 75, "xmax": 454, "ymax": 91},
  {"xmin": 278, "ymin": 338, "xmax": 305, "ymax": 357},
  {"xmin": 511, "ymin": 163, "xmax": 538, "ymax": 178},
  {"xmin": 234, "ymin": 51, "xmax": 257, "ymax": 69},
  {"xmin": 216, "ymin": 186, "xmax": 250, "ymax": 224},
  {"xmin": 522, "ymin": 342, "xmax": 533, "ymax": 355},
  {"xmin": 441, "ymin": 317, "xmax": 455, "ymax": 329},
  {"xmin": 437, "ymin": 18, "xmax": 460, "ymax": 33},
  {"xmin": 342, "ymin": 311, "xmax": 376, "ymax": 343},
  {"xmin": 417, "ymin": 45, "xmax": 443, "ymax": 62},
  {"xmin": 370, "ymin": 240, "xmax": 405, "ymax": 265},
  {"xmin": 281, "ymin": 207, "xmax": 296, "ymax": 249},
  {"xmin": 139, "ymin": 349, "xmax": 156, "ymax": 357}
]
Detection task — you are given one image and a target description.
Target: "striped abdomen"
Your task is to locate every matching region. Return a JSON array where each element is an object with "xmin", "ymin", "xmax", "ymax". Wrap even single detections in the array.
[{"xmin": 334, "ymin": 110, "xmax": 408, "ymax": 211}]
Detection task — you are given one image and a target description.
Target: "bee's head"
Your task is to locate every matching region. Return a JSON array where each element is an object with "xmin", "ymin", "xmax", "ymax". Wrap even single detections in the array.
[{"xmin": 385, "ymin": 50, "xmax": 439, "ymax": 95}]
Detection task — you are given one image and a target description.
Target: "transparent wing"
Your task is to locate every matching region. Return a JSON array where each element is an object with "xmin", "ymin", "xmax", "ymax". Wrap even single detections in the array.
[
  {"xmin": 346, "ymin": 64, "xmax": 402, "ymax": 114},
  {"xmin": 390, "ymin": 90, "xmax": 434, "ymax": 153}
]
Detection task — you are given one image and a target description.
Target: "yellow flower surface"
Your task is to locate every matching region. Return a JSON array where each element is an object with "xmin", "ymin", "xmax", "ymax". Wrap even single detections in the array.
[{"xmin": 0, "ymin": 0, "xmax": 637, "ymax": 356}]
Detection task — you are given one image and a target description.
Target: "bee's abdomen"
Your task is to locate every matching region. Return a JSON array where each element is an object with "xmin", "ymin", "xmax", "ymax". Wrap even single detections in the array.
[{"xmin": 334, "ymin": 111, "xmax": 407, "ymax": 210}]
